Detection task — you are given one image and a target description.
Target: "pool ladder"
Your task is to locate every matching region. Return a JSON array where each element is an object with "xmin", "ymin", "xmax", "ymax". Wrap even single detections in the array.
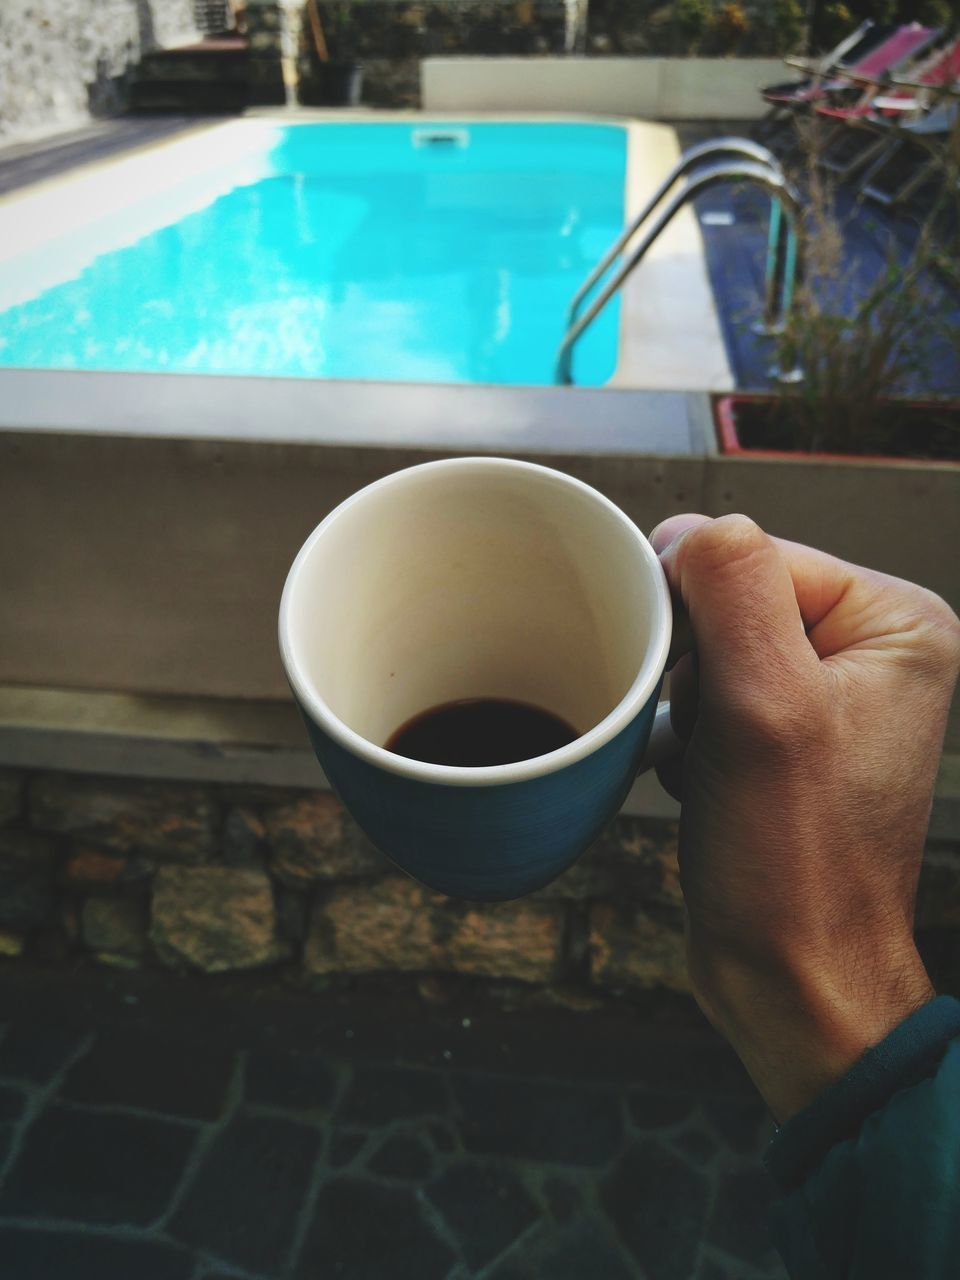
[{"xmin": 554, "ymin": 138, "xmax": 805, "ymax": 386}]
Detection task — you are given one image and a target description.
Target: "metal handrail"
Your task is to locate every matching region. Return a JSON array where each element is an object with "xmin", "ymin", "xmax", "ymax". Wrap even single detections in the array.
[
  {"xmin": 565, "ymin": 137, "xmax": 784, "ymax": 334},
  {"xmin": 555, "ymin": 159, "xmax": 805, "ymax": 386}
]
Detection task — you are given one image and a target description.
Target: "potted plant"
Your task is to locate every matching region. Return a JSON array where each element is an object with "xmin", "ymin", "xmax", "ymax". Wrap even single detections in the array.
[
  {"xmin": 715, "ymin": 120, "xmax": 960, "ymax": 464},
  {"xmin": 298, "ymin": 0, "xmax": 363, "ymax": 107}
]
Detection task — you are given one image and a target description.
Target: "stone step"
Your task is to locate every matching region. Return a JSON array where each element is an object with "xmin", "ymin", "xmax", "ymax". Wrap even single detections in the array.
[
  {"xmin": 128, "ymin": 78, "xmax": 249, "ymax": 113},
  {"xmin": 136, "ymin": 49, "xmax": 250, "ymax": 84}
]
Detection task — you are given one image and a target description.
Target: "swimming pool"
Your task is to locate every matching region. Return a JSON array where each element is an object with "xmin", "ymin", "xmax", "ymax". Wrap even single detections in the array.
[{"xmin": 0, "ymin": 121, "xmax": 630, "ymax": 387}]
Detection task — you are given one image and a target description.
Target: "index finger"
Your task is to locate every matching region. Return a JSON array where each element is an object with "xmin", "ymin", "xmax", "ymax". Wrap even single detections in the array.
[{"xmin": 650, "ymin": 514, "xmax": 906, "ymax": 662}]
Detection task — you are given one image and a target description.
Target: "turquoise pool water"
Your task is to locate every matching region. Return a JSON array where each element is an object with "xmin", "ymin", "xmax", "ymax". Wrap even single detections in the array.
[{"xmin": 0, "ymin": 123, "xmax": 626, "ymax": 386}]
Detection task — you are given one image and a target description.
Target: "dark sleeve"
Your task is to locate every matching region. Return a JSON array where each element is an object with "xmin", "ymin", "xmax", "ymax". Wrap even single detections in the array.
[{"xmin": 763, "ymin": 995, "xmax": 960, "ymax": 1280}]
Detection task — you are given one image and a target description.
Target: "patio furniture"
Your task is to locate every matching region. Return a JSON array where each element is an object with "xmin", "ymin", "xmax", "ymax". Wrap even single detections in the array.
[
  {"xmin": 860, "ymin": 94, "xmax": 960, "ymax": 206},
  {"xmin": 756, "ymin": 18, "xmax": 879, "ymax": 135},
  {"xmin": 781, "ymin": 20, "xmax": 878, "ymax": 78},
  {"xmin": 758, "ymin": 23, "xmax": 942, "ymax": 137},
  {"xmin": 814, "ymin": 34, "xmax": 960, "ymax": 177}
]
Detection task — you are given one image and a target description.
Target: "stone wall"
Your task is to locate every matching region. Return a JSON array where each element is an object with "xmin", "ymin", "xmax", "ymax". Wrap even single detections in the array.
[
  {"xmin": 0, "ymin": 0, "xmax": 198, "ymax": 142},
  {"xmin": 2, "ymin": 766, "xmax": 959, "ymax": 1005},
  {"xmin": 298, "ymin": 1, "xmax": 583, "ymax": 108}
]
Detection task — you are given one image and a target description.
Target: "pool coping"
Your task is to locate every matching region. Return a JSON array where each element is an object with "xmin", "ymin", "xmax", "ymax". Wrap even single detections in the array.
[
  {"xmin": 2, "ymin": 684, "xmax": 959, "ymax": 835},
  {"xmin": 0, "ymin": 367, "xmax": 709, "ymax": 454}
]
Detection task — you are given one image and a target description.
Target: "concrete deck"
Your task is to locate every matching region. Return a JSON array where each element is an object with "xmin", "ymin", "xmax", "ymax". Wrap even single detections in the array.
[{"xmin": 0, "ymin": 117, "xmax": 209, "ymax": 197}]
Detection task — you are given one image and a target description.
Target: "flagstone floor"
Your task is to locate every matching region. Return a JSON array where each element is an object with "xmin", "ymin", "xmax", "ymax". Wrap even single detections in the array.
[{"xmin": 0, "ymin": 967, "xmax": 787, "ymax": 1280}]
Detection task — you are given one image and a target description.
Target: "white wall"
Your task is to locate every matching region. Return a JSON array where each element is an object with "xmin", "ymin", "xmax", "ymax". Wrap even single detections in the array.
[
  {"xmin": 422, "ymin": 56, "xmax": 785, "ymax": 119},
  {"xmin": 0, "ymin": 0, "xmax": 199, "ymax": 143}
]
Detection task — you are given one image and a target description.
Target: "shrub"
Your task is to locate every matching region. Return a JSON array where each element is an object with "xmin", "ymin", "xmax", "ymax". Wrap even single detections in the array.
[
  {"xmin": 772, "ymin": 119, "xmax": 960, "ymax": 456},
  {"xmin": 813, "ymin": 2, "xmax": 960, "ymax": 54},
  {"xmin": 752, "ymin": 0, "xmax": 807, "ymax": 55},
  {"xmin": 705, "ymin": 2, "xmax": 751, "ymax": 53},
  {"xmin": 675, "ymin": 0, "xmax": 712, "ymax": 50}
]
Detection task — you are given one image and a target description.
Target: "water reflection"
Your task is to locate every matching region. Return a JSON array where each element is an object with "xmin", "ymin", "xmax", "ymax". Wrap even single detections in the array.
[{"xmin": 0, "ymin": 125, "xmax": 625, "ymax": 385}]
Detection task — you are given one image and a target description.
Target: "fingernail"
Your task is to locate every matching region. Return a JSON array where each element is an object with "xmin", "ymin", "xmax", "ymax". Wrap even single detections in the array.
[
  {"xmin": 648, "ymin": 522, "xmax": 675, "ymax": 555},
  {"xmin": 649, "ymin": 515, "xmax": 712, "ymax": 556}
]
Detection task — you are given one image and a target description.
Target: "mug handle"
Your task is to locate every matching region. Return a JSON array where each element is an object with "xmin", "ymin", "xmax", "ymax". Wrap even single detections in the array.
[{"xmin": 638, "ymin": 701, "xmax": 683, "ymax": 774}]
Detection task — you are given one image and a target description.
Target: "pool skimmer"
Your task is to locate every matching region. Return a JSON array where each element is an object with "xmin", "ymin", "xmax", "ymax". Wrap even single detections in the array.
[{"xmin": 412, "ymin": 128, "xmax": 470, "ymax": 149}]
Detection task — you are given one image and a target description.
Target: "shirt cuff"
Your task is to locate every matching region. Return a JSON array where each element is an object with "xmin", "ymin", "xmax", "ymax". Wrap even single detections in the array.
[{"xmin": 764, "ymin": 995, "xmax": 960, "ymax": 1192}]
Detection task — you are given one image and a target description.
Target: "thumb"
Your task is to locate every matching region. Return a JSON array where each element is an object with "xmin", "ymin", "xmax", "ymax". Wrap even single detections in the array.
[{"xmin": 654, "ymin": 514, "xmax": 819, "ymax": 710}]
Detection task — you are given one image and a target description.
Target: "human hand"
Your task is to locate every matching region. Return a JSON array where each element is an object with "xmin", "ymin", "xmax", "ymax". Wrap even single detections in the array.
[{"xmin": 649, "ymin": 514, "xmax": 960, "ymax": 1122}]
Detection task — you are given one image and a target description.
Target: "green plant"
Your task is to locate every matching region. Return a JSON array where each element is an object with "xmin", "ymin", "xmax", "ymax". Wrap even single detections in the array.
[
  {"xmin": 301, "ymin": 1, "xmax": 361, "ymax": 64},
  {"xmin": 813, "ymin": 3, "xmax": 960, "ymax": 52},
  {"xmin": 704, "ymin": 2, "xmax": 751, "ymax": 52},
  {"xmin": 751, "ymin": 0, "xmax": 807, "ymax": 56},
  {"xmin": 675, "ymin": 0, "xmax": 712, "ymax": 50},
  {"xmin": 718, "ymin": 2, "xmax": 749, "ymax": 34},
  {"xmin": 814, "ymin": 3, "xmax": 874, "ymax": 51},
  {"xmin": 669, "ymin": 0, "xmax": 812, "ymax": 56},
  {"xmin": 908, "ymin": 1, "xmax": 959, "ymax": 30},
  {"xmin": 772, "ymin": 118, "xmax": 960, "ymax": 457}
]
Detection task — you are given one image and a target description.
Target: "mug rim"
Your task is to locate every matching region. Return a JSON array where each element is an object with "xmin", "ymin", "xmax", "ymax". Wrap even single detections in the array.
[{"xmin": 278, "ymin": 457, "xmax": 672, "ymax": 788}]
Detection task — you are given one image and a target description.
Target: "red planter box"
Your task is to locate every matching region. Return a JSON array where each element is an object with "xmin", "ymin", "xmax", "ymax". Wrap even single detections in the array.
[{"xmin": 713, "ymin": 394, "xmax": 960, "ymax": 465}]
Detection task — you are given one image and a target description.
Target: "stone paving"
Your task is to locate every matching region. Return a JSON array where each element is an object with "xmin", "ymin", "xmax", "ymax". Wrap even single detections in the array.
[{"xmin": 0, "ymin": 968, "xmax": 788, "ymax": 1280}]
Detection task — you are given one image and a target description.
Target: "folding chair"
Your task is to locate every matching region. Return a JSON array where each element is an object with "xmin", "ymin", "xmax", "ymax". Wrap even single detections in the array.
[
  {"xmin": 757, "ymin": 19, "xmax": 880, "ymax": 137},
  {"xmin": 815, "ymin": 34, "xmax": 960, "ymax": 178},
  {"xmin": 814, "ymin": 35, "xmax": 960, "ymax": 186},
  {"xmin": 861, "ymin": 96, "xmax": 960, "ymax": 206},
  {"xmin": 759, "ymin": 22, "xmax": 943, "ymax": 141}
]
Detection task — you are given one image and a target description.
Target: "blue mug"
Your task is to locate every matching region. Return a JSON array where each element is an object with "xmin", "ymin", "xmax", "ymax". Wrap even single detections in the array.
[{"xmin": 279, "ymin": 457, "xmax": 674, "ymax": 901}]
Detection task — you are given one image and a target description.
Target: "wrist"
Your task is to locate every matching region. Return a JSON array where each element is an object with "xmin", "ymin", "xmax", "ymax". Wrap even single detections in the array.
[{"xmin": 689, "ymin": 938, "xmax": 935, "ymax": 1123}]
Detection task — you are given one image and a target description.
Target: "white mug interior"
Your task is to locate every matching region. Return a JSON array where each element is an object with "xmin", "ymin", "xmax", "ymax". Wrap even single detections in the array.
[{"xmin": 280, "ymin": 458, "xmax": 669, "ymax": 778}]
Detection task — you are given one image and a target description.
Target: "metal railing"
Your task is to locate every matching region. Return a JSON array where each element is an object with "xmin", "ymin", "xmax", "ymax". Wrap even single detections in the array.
[{"xmin": 555, "ymin": 140, "xmax": 805, "ymax": 386}]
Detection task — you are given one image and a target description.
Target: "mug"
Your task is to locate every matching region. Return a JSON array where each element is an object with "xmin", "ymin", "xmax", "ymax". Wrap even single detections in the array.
[{"xmin": 278, "ymin": 457, "xmax": 675, "ymax": 901}]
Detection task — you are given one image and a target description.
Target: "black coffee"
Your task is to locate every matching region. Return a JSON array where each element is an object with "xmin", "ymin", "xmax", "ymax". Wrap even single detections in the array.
[{"xmin": 385, "ymin": 698, "xmax": 578, "ymax": 767}]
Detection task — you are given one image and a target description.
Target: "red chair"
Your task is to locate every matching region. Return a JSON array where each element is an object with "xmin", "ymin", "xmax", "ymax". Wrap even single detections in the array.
[
  {"xmin": 815, "ymin": 35, "xmax": 960, "ymax": 176},
  {"xmin": 757, "ymin": 18, "xmax": 877, "ymax": 132},
  {"xmin": 760, "ymin": 23, "xmax": 943, "ymax": 128}
]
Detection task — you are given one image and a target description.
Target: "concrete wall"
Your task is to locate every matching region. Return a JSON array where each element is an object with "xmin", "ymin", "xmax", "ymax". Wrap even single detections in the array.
[
  {"xmin": 422, "ymin": 56, "xmax": 784, "ymax": 118},
  {"xmin": 0, "ymin": 0, "xmax": 198, "ymax": 144},
  {"xmin": 0, "ymin": 428, "xmax": 705, "ymax": 702},
  {"xmin": 1, "ymin": 418, "xmax": 957, "ymax": 750}
]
